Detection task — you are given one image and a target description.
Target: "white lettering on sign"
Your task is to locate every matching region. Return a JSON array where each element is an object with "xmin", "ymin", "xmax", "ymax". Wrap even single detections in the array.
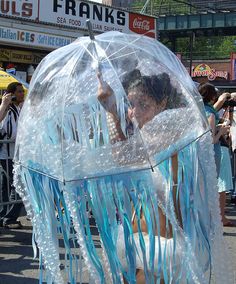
[
  {"xmin": 52, "ymin": 0, "xmax": 126, "ymax": 26},
  {"xmin": 133, "ymin": 18, "xmax": 150, "ymax": 31}
]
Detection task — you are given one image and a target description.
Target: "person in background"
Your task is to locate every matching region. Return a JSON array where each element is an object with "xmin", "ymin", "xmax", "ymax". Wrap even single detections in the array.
[
  {"xmin": 0, "ymin": 82, "xmax": 24, "ymax": 229},
  {"xmin": 198, "ymin": 83, "xmax": 229, "ymax": 174},
  {"xmin": 214, "ymin": 91, "xmax": 235, "ymax": 226},
  {"xmin": 198, "ymin": 83, "xmax": 233, "ymax": 226},
  {"xmin": 229, "ymin": 95, "xmax": 236, "ymax": 201},
  {"xmin": 0, "ymin": 92, "xmax": 13, "ymax": 122},
  {"xmin": 229, "ymin": 94, "xmax": 236, "ymax": 153}
]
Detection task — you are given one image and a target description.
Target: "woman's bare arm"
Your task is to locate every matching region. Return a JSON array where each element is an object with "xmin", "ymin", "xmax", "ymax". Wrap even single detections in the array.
[
  {"xmin": 171, "ymin": 154, "xmax": 182, "ymax": 229},
  {"xmin": 97, "ymin": 74, "xmax": 126, "ymax": 143},
  {"xmin": 208, "ymin": 114, "xmax": 229, "ymax": 144},
  {"xmin": 0, "ymin": 93, "xmax": 12, "ymax": 122},
  {"xmin": 214, "ymin": 93, "xmax": 229, "ymax": 111}
]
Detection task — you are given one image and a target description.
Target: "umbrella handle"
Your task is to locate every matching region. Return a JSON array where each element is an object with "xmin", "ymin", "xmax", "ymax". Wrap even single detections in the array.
[
  {"xmin": 86, "ymin": 19, "xmax": 102, "ymax": 74},
  {"xmin": 86, "ymin": 20, "xmax": 95, "ymax": 41}
]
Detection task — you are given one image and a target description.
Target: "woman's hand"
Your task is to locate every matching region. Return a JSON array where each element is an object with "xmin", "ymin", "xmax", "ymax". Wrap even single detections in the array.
[
  {"xmin": 230, "ymin": 92, "xmax": 236, "ymax": 100},
  {"xmin": 97, "ymin": 72, "xmax": 117, "ymax": 117},
  {"xmin": 219, "ymin": 124, "xmax": 230, "ymax": 136},
  {"xmin": 97, "ymin": 73, "xmax": 113, "ymax": 101},
  {"xmin": 218, "ymin": 92, "xmax": 230, "ymax": 103},
  {"xmin": 1, "ymin": 93, "xmax": 12, "ymax": 109},
  {"xmin": 0, "ymin": 93, "xmax": 12, "ymax": 122}
]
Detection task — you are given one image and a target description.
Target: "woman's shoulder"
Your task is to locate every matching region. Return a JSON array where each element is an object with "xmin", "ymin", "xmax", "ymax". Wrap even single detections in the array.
[
  {"xmin": 204, "ymin": 104, "xmax": 217, "ymax": 117},
  {"xmin": 204, "ymin": 104, "xmax": 213, "ymax": 112}
]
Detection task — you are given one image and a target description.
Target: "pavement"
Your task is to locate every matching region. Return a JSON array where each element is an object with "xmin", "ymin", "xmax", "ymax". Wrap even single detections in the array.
[
  {"xmin": 0, "ymin": 198, "xmax": 236, "ymax": 284},
  {"xmin": 222, "ymin": 198, "xmax": 236, "ymax": 283}
]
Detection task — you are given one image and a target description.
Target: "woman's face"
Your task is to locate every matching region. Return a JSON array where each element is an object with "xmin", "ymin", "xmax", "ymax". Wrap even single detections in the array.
[
  {"xmin": 127, "ymin": 90, "xmax": 166, "ymax": 128},
  {"xmin": 14, "ymin": 85, "xmax": 25, "ymax": 104}
]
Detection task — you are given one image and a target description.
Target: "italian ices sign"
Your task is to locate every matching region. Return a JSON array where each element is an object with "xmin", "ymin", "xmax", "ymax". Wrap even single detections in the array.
[{"xmin": 0, "ymin": 0, "xmax": 156, "ymax": 38}]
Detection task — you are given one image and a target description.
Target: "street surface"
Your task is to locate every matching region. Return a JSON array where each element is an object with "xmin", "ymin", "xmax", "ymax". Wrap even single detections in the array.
[{"xmin": 0, "ymin": 199, "xmax": 236, "ymax": 284}]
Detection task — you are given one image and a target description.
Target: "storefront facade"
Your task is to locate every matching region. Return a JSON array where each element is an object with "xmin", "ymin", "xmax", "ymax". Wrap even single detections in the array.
[
  {"xmin": 0, "ymin": 17, "xmax": 79, "ymax": 81},
  {"xmin": 0, "ymin": 0, "xmax": 157, "ymax": 82}
]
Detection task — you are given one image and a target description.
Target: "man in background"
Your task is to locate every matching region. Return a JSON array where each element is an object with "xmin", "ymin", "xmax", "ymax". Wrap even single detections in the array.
[{"xmin": 0, "ymin": 82, "xmax": 24, "ymax": 229}]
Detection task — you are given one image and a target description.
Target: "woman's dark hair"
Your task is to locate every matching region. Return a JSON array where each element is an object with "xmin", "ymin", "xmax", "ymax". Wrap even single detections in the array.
[
  {"xmin": 198, "ymin": 83, "xmax": 217, "ymax": 104},
  {"xmin": 122, "ymin": 69, "xmax": 179, "ymax": 109},
  {"xmin": 7, "ymin": 82, "xmax": 22, "ymax": 94}
]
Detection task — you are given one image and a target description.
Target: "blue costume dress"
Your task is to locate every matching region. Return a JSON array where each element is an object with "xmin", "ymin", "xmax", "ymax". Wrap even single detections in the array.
[
  {"xmin": 204, "ymin": 103, "xmax": 221, "ymax": 177},
  {"xmin": 218, "ymin": 145, "xmax": 233, "ymax": 193}
]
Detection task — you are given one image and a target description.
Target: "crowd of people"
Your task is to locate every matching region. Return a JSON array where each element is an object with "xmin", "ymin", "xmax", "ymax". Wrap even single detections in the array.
[{"xmin": 198, "ymin": 83, "xmax": 236, "ymax": 226}]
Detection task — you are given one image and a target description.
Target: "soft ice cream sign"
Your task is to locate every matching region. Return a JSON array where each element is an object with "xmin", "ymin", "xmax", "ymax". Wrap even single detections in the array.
[
  {"xmin": 192, "ymin": 64, "xmax": 228, "ymax": 81},
  {"xmin": 0, "ymin": 26, "xmax": 73, "ymax": 49}
]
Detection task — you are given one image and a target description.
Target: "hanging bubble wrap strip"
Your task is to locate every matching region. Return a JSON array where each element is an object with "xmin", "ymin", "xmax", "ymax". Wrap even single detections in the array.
[{"xmin": 13, "ymin": 31, "xmax": 232, "ymax": 284}]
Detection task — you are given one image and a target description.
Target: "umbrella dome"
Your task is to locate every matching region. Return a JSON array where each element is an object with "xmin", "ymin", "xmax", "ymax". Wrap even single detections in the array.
[
  {"xmin": 15, "ymin": 32, "xmax": 208, "ymax": 181},
  {"xmin": 13, "ymin": 32, "xmax": 232, "ymax": 284}
]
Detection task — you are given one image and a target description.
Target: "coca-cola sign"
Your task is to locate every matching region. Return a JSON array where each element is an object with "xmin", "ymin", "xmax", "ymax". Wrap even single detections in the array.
[
  {"xmin": 129, "ymin": 13, "xmax": 156, "ymax": 38},
  {"xmin": 133, "ymin": 18, "xmax": 150, "ymax": 31}
]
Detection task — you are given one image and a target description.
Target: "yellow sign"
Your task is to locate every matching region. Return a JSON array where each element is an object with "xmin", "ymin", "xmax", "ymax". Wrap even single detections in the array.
[{"xmin": 0, "ymin": 49, "xmax": 46, "ymax": 64}]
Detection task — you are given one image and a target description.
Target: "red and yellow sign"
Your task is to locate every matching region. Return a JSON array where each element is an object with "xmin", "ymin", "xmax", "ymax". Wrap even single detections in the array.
[
  {"xmin": 231, "ymin": 52, "xmax": 236, "ymax": 80},
  {"xmin": 192, "ymin": 64, "xmax": 228, "ymax": 81}
]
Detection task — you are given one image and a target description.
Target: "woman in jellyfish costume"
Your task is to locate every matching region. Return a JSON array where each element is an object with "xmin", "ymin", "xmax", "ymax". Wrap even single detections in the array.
[{"xmin": 13, "ymin": 31, "xmax": 232, "ymax": 284}]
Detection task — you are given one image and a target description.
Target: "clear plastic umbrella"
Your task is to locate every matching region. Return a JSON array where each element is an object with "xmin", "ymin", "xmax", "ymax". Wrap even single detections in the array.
[
  {"xmin": 13, "ymin": 30, "xmax": 232, "ymax": 284},
  {"xmin": 14, "ymin": 32, "xmax": 208, "ymax": 181}
]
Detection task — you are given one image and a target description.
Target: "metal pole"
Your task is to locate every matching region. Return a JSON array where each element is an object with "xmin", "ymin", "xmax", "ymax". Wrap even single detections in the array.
[
  {"xmin": 140, "ymin": 0, "xmax": 151, "ymax": 14},
  {"xmin": 86, "ymin": 20, "xmax": 102, "ymax": 75},
  {"xmin": 86, "ymin": 20, "xmax": 95, "ymax": 40},
  {"xmin": 189, "ymin": 31, "xmax": 195, "ymax": 77}
]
